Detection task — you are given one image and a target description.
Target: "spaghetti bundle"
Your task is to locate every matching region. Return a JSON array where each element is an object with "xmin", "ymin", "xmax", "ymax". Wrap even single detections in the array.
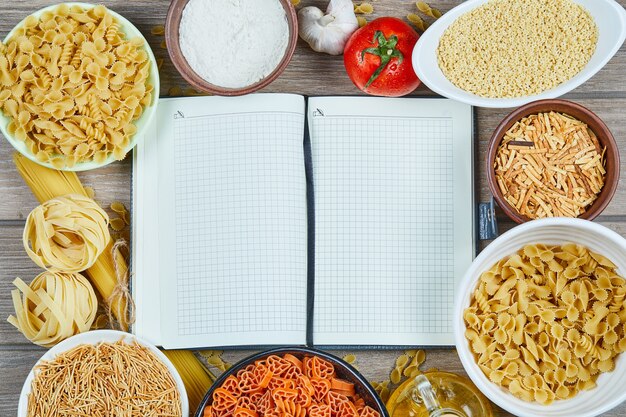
[
  {"xmin": 23, "ymin": 194, "xmax": 110, "ymax": 272},
  {"xmin": 8, "ymin": 272, "xmax": 97, "ymax": 347}
]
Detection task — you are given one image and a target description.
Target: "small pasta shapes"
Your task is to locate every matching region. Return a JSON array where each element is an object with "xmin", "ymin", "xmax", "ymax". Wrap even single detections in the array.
[
  {"xmin": 465, "ymin": 243, "xmax": 626, "ymax": 404},
  {"xmin": 416, "ymin": 1, "xmax": 442, "ymax": 19},
  {"xmin": 0, "ymin": 4, "xmax": 152, "ymax": 168},
  {"xmin": 204, "ymin": 354, "xmax": 381, "ymax": 417}
]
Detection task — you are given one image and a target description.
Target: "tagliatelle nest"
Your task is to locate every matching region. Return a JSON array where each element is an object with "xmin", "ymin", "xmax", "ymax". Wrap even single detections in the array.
[{"xmin": 23, "ymin": 194, "xmax": 110, "ymax": 272}]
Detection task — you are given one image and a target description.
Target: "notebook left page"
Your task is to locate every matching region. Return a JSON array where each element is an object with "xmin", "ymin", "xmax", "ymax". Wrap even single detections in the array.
[{"xmin": 136, "ymin": 94, "xmax": 308, "ymax": 349}]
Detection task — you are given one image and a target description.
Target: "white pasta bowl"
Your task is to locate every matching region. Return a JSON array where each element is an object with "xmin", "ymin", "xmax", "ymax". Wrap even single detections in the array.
[
  {"xmin": 454, "ymin": 218, "xmax": 626, "ymax": 417},
  {"xmin": 0, "ymin": 2, "xmax": 160, "ymax": 171},
  {"xmin": 412, "ymin": 0, "xmax": 626, "ymax": 108},
  {"xmin": 17, "ymin": 330, "xmax": 188, "ymax": 417}
]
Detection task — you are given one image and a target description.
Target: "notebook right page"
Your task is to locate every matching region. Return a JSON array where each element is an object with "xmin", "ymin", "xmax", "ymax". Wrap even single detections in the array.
[{"xmin": 308, "ymin": 97, "xmax": 473, "ymax": 346}]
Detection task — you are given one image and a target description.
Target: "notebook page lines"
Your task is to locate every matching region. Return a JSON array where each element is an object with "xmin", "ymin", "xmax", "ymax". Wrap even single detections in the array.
[
  {"xmin": 311, "ymin": 115, "xmax": 455, "ymax": 343},
  {"xmin": 172, "ymin": 111, "xmax": 308, "ymax": 339}
]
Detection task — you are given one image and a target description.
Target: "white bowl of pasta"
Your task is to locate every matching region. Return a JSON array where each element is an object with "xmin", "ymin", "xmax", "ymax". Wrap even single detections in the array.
[
  {"xmin": 0, "ymin": 2, "xmax": 159, "ymax": 171},
  {"xmin": 455, "ymin": 218, "xmax": 626, "ymax": 417},
  {"xmin": 17, "ymin": 330, "xmax": 188, "ymax": 417},
  {"xmin": 454, "ymin": 218, "xmax": 626, "ymax": 417}
]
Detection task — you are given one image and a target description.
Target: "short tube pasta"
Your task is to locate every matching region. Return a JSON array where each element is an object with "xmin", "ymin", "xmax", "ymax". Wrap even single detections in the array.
[{"xmin": 23, "ymin": 194, "xmax": 110, "ymax": 272}]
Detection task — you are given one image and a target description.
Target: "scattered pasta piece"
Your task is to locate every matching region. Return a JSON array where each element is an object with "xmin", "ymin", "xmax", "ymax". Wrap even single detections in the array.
[
  {"xmin": 407, "ymin": 13, "xmax": 427, "ymax": 32},
  {"xmin": 354, "ymin": 2, "xmax": 374, "ymax": 14},
  {"xmin": 157, "ymin": 58, "xmax": 164, "ymax": 70},
  {"xmin": 416, "ymin": 1, "xmax": 442, "ymax": 19},
  {"xmin": 343, "ymin": 354, "xmax": 357, "ymax": 364},
  {"xmin": 23, "ymin": 194, "xmax": 110, "ymax": 272},
  {"xmin": 110, "ymin": 217, "xmax": 126, "ymax": 231},
  {"xmin": 465, "ymin": 244, "xmax": 626, "ymax": 404},
  {"xmin": 291, "ymin": 0, "xmax": 301, "ymax": 6},
  {"xmin": 151, "ymin": 25, "xmax": 165, "ymax": 35},
  {"xmin": 84, "ymin": 186, "xmax": 96, "ymax": 199},
  {"xmin": 390, "ymin": 368, "xmax": 402, "ymax": 384},
  {"xmin": 7, "ymin": 272, "xmax": 97, "ymax": 347},
  {"xmin": 169, "ymin": 86, "xmax": 183, "ymax": 96},
  {"xmin": 0, "ymin": 4, "xmax": 153, "ymax": 167},
  {"xmin": 110, "ymin": 201, "xmax": 126, "ymax": 214},
  {"xmin": 122, "ymin": 210, "xmax": 131, "ymax": 225},
  {"xmin": 357, "ymin": 16, "xmax": 367, "ymax": 28},
  {"xmin": 160, "ymin": 39, "xmax": 167, "ymax": 49}
]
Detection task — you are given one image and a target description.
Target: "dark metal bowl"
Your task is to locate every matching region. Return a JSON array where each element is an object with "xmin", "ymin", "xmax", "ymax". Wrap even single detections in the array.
[{"xmin": 193, "ymin": 347, "xmax": 389, "ymax": 417}]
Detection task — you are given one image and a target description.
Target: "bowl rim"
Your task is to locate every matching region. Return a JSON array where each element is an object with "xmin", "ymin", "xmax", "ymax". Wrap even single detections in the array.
[
  {"xmin": 411, "ymin": 0, "xmax": 626, "ymax": 108},
  {"xmin": 0, "ymin": 2, "xmax": 160, "ymax": 172},
  {"xmin": 192, "ymin": 347, "xmax": 389, "ymax": 417},
  {"xmin": 454, "ymin": 217, "xmax": 626, "ymax": 417},
  {"xmin": 486, "ymin": 99, "xmax": 620, "ymax": 223},
  {"xmin": 17, "ymin": 329, "xmax": 189, "ymax": 417},
  {"xmin": 164, "ymin": 0, "xmax": 298, "ymax": 96}
]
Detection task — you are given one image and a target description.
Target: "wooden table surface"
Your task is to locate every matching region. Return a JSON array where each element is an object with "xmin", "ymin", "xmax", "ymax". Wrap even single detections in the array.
[{"xmin": 1, "ymin": 1, "xmax": 625, "ymax": 416}]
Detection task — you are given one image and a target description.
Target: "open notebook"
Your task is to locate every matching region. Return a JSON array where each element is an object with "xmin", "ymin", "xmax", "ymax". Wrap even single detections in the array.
[{"xmin": 132, "ymin": 94, "xmax": 474, "ymax": 349}]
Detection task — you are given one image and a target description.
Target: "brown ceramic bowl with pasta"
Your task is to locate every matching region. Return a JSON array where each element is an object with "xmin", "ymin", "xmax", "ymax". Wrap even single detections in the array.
[
  {"xmin": 0, "ymin": 2, "xmax": 160, "ymax": 171},
  {"xmin": 487, "ymin": 99, "xmax": 619, "ymax": 224},
  {"xmin": 164, "ymin": 0, "xmax": 297, "ymax": 96}
]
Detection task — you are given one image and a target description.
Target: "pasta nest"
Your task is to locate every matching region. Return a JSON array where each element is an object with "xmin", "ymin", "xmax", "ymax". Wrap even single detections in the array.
[
  {"xmin": 7, "ymin": 271, "xmax": 98, "ymax": 347},
  {"xmin": 23, "ymin": 194, "xmax": 110, "ymax": 273}
]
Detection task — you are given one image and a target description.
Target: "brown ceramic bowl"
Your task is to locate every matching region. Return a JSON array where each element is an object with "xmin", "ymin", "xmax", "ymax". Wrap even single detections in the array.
[
  {"xmin": 165, "ymin": 0, "xmax": 297, "ymax": 96},
  {"xmin": 487, "ymin": 99, "xmax": 620, "ymax": 224}
]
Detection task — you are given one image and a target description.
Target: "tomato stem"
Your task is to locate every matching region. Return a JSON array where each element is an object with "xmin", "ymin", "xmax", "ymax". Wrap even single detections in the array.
[{"xmin": 361, "ymin": 31, "xmax": 404, "ymax": 89}]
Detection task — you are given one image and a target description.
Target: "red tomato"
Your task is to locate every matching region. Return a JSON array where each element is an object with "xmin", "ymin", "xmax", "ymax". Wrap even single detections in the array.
[{"xmin": 343, "ymin": 17, "xmax": 421, "ymax": 97}]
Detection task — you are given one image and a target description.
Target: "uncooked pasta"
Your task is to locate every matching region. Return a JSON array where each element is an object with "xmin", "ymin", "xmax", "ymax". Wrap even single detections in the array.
[
  {"xmin": 27, "ymin": 340, "xmax": 182, "ymax": 417},
  {"xmin": 23, "ymin": 194, "xmax": 110, "ymax": 272},
  {"xmin": 7, "ymin": 271, "xmax": 97, "ymax": 347}
]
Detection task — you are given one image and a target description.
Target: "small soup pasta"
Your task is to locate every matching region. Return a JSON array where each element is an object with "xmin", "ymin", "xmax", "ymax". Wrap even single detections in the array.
[
  {"xmin": 465, "ymin": 244, "xmax": 626, "ymax": 404},
  {"xmin": 0, "ymin": 4, "xmax": 152, "ymax": 168}
]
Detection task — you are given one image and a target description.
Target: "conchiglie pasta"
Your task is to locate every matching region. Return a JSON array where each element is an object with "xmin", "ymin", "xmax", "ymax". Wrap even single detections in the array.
[
  {"xmin": 465, "ymin": 243, "xmax": 626, "ymax": 404},
  {"xmin": 0, "ymin": 4, "xmax": 152, "ymax": 167}
]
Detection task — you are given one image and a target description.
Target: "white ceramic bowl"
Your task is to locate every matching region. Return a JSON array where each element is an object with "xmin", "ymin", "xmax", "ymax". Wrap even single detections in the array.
[
  {"xmin": 0, "ymin": 2, "xmax": 160, "ymax": 171},
  {"xmin": 17, "ymin": 330, "xmax": 188, "ymax": 417},
  {"xmin": 454, "ymin": 218, "xmax": 626, "ymax": 417},
  {"xmin": 412, "ymin": 0, "xmax": 626, "ymax": 108}
]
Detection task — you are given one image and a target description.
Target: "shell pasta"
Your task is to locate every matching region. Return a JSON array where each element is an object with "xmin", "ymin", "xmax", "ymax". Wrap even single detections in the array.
[
  {"xmin": 465, "ymin": 244, "xmax": 626, "ymax": 404},
  {"xmin": 0, "ymin": 4, "xmax": 152, "ymax": 168}
]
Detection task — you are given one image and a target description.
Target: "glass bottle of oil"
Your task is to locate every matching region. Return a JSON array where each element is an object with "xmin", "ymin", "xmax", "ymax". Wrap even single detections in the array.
[{"xmin": 386, "ymin": 372, "xmax": 493, "ymax": 417}]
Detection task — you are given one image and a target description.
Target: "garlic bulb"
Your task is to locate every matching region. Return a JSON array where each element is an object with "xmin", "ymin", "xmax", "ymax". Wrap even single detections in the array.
[{"xmin": 298, "ymin": 0, "xmax": 359, "ymax": 55}]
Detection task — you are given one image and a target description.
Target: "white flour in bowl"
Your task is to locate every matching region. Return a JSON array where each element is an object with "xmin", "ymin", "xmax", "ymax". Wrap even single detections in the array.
[{"xmin": 179, "ymin": 0, "xmax": 289, "ymax": 89}]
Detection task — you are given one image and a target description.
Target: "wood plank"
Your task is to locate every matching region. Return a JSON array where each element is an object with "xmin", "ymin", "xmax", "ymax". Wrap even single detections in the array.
[{"xmin": 0, "ymin": 349, "xmax": 42, "ymax": 417}]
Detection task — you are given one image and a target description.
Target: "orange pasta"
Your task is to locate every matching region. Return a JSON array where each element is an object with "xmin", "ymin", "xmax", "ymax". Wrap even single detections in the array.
[{"xmin": 205, "ymin": 354, "xmax": 381, "ymax": 417}]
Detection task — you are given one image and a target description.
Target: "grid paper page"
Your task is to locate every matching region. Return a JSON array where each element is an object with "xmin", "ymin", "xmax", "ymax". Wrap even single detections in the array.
[
  {"xmin": 309, "ymin": 97, "xmax": 473, "ymax": 346},
  {"xmin": 157, "ymin": 95, "xmax": 308, "ymax": 348}
]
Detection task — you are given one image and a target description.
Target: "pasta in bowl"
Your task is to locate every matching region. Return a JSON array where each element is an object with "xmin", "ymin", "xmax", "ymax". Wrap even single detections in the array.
[
  {"xmin": 0, "ymin": 2, "xmax": 159, "ymax": 171},
  {"xmin": 454, "ymin": 218, "xmax": 626, "ymax": 417}
]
